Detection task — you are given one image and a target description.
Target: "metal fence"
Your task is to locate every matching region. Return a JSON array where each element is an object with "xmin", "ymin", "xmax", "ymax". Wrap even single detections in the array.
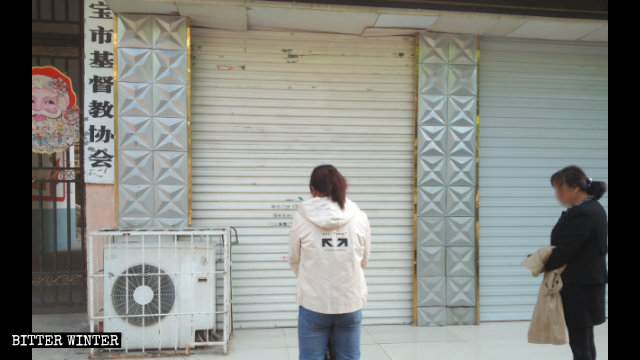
[
  {"xmin": 32, "ymin": 149, "xmax": 86, "ymax": 312},
  {"xmin": 32, "ymin": 0, "xmax": 85, "ymax": 311},
  {"xmin": 88, "ymin": 228, "xmax": 234, "ymax": 357}
]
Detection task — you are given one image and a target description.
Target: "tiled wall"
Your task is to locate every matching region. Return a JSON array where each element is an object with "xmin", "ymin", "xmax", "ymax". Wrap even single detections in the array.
[
  {"xmin": 116, "ymin": 14, "xmax": 189, "ymax": 228},
  {"xmin": 416, "ymin": 32, "xmax": 477, "ymax": 325}
]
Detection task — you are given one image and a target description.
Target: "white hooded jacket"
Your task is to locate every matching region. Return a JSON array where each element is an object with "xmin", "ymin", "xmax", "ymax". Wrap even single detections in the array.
[{"xmin": 288, "ymin": 197, "xmax": 371, "ymax": 314}]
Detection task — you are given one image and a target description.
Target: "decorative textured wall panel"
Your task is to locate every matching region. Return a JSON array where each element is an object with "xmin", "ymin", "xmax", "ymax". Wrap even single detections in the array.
[
  {"xmin": 118, "ymin": 117, "xmax": 153, "ymax": 150},
  {"xmin": 116, "ymin": 14, "xmax": 189, "ymax": 228},
  {"xmin": 417, "ymin": 276, "xmax": 446, "ymax": 306},
  {"xmin": 417, "ymin": 306, "xmax": 446, "ymax": 326},
  {"xmin": 416, "ymin": 32, "xmax": 477, "ymax": 326}
]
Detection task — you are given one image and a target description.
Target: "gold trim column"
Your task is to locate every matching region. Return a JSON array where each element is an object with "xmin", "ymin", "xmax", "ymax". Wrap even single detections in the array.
[
  {"xmin": 412, "ymin": 33, "xmax": 419, "ymax": 326},
  {"xmin": 186, "ymin": 17, "xmax": 192, "ymax": 226},
  {"xmin": 474, "ymin": 44, "xmax": 480, "ymax": 325},
  {"xmin": 113, "ymin": 14, "xmax": 119, "ymax": 227}
]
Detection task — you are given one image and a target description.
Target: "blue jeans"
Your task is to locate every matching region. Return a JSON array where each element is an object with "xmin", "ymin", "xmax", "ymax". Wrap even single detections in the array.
[{"xmin": 298, "ymin": 306, "xmax": 362, "ymax": 360}]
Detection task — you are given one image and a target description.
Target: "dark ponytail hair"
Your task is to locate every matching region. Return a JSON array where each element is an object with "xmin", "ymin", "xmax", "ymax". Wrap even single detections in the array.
[
  {"xmin": 309, "ymin": 164, "xmax": 347, "ymax": 209},
  {"xmin": 550, "ymin": 165, "xmax": 607, "ymax": 200}
]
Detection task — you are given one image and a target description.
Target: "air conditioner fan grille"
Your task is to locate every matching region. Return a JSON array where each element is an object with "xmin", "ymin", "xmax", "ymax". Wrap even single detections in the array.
[{"xmin": 111, "ymin": 264, "xmax": 175, "ymax": 327}]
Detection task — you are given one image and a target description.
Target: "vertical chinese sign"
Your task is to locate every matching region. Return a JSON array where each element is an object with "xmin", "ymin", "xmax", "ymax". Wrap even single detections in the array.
[{"xmin": 84, "ymin": 1, "xmax": 115, "ymax": 183}]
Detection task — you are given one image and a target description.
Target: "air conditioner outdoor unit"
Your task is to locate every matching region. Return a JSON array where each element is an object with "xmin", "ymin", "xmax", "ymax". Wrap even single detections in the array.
[{"xmin": 103, "ymin": 241, "xmax": 216, "ymax": 350}]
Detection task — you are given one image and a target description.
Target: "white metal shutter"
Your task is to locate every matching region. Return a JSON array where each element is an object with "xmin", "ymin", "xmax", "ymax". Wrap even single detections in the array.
[
  {"xmin": 478, "ymin": 37, "xmax": 608, "ymax": 321},
  {"xmin": 190, "ymin": 28, "xmax": 415, "ymax": 327}
]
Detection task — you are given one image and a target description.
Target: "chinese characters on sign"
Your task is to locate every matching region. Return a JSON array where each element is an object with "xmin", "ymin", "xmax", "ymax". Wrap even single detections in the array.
[
  {"xmin": 270, "ymin": 202, "xmax": 300, "ymax": 227},
  {"xmin": 84, "ymin": 0, "xmax": 115, "ymax": 183}
]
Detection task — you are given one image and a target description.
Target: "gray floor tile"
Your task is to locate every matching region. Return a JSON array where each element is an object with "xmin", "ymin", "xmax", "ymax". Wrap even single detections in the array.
[
  {"xmin": 365, "ymin": 324, "xmax": 466, "ymax": 344},
  {"xmin": 28, "ymin": 314, "xmax": 607, "ymax": 360},
  {"xmin": 361, "ymin": 343, "xmax": 392, "ymax": 360},
  {"xmin": 282, "ymin": 327, "xmax": 298, "ymax": 348},
  {"xmin": 227, "ymin": 328, "xmax": 287, "ymax": 349}
]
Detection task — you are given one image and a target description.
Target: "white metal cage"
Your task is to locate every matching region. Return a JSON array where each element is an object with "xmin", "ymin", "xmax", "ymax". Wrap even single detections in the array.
[{"xmin": 87, "ymin": 228, "xmax": 234, "ymax": 356}]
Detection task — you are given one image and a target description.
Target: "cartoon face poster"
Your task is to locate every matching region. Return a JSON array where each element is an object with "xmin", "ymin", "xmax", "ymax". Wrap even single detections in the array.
[{"xmin": 32, "ymin": 66, "xmax": 81, "ymax": 154}]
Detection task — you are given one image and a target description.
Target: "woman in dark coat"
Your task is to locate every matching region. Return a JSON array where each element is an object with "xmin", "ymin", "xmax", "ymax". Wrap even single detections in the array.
[{"xmin": 544, "ymin": 165, "xmax": 608, "ymax": 360}]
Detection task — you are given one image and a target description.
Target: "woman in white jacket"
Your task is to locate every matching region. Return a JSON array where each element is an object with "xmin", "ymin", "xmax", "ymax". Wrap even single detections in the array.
[{"xmin": 289, "ymin": 165, "xmax": 371, "ymax": 360}]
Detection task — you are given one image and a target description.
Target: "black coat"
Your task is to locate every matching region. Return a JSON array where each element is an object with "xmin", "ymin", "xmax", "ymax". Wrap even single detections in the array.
[
  {"xmin": 544, "ymin": 197, "xmax": 608, "ymax": 327},
  {"xmin": 545, "ymin": 197, "xmax": 608, "ymax": 284}
]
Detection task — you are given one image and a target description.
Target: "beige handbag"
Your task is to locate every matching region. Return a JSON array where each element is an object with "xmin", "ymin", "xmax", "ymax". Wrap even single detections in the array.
[{"xmin": 522, "ymin": 247, "xmax": 569, "ymax": 345}]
